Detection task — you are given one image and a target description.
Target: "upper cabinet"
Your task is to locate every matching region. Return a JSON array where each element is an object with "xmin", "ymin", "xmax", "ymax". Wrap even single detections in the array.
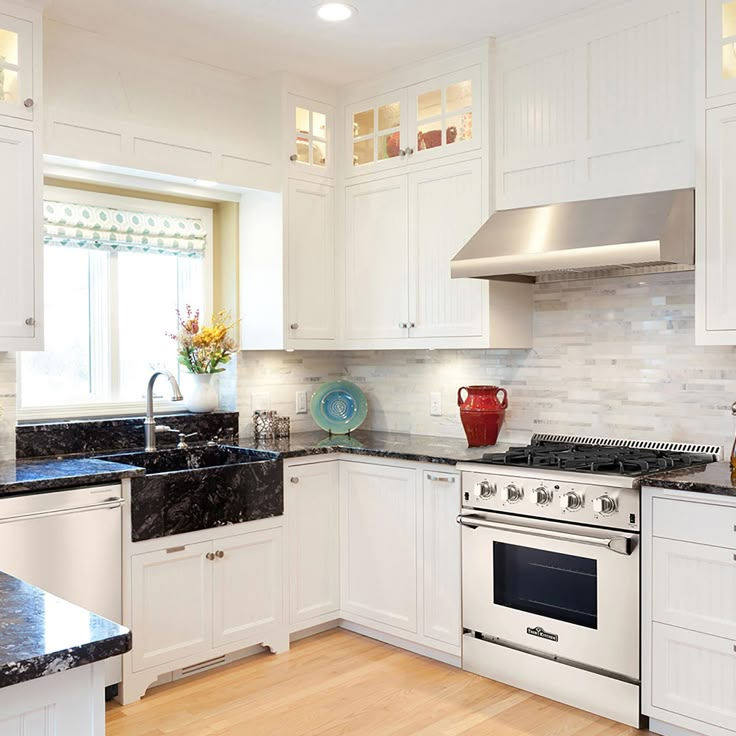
[
  {"xmin": 346, "ymin": 66, "xmax": 482, "ymax": 177},
  {"xmin": 0, "ymin": 1, "xmax": 42, "ymax": 351},
  {"xmin": 495, "ymin": 0, "xmax": 694, "ymax": 209},
  {"xmin": 288, "ymin": 94, "xmax": 334, "ymax": 178},
  {"xmin": 707, "ymin": 0, "xmax": 736, "ymax": 98},
  {"xmin": 0, "ymin": 10, "xmax": 34, "ymax": 122}
]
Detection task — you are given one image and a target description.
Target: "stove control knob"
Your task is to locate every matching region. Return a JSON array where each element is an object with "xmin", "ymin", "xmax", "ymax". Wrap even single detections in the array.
[
  {"xmin": 502, "ymin": 483, "xmax": 523, "ymax": 503},
  {"xmin": 593, "ymin": 495, "xmax": 616, "ymax": 516},
  {"xmin": 531, "ymin": 486, "xmax": 552, "ymax": 506},
  {"xmin": 559, "ymin": 492, "xmax": 582, "ymax": 511},
  {"xmin": 475, "ymin": 480, "xmax": 496, "ymax": 499}
]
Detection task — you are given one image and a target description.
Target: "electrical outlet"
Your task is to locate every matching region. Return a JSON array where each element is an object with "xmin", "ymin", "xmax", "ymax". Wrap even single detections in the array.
[
  {"xmin": 430, "ymin": 392, "xmax": 442, "ymax": 416},
  {"xmin": 252, "ymin": 392, "xmax": 270, "ymax": 411},
  {"xmin": 296, "ymin": 391, "xmax": 308, "ymax": 414}
]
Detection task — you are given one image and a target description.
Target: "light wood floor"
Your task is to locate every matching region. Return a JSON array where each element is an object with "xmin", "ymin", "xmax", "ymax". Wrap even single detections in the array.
[{"xmin": 106, "ymin": 629, "xmax": 646, "ymax": 736}]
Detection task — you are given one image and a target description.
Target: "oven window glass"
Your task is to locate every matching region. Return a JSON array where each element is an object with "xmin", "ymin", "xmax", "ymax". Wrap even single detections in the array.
[{"xmin": 493, "ymin": 542, "xmax": 598, "ymax": 629}]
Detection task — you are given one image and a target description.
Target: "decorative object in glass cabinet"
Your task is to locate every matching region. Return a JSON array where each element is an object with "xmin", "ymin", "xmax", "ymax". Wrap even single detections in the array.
[
  {"xmin": 0, "ymin": 27, "xmax": 19, "ymax": 103},
  {"xmin": 416, "ymin": 78, "xmax": 473, "ymax": 152},
  {"xmin": 352, "ymin": 100, "xmax": 402, "ymax": 167},
  {"xmin": 722, "ymin": 1, "xmax": 736, "ymax": 79},
  {"xmin": 294, "ymin": 106, "xmax": 327, "ymax": 168}
]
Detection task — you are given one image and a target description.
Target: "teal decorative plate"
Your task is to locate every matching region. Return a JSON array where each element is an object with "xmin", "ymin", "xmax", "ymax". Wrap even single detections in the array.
[{"xmin": 310, "ymin": 380, "xmax": 368, "ymax": 435}]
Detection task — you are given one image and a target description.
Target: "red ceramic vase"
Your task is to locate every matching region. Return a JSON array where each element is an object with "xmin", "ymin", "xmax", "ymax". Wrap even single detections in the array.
[{"xmin": 457, "ymin": 385, "xmax": 508, "ymax": 447}]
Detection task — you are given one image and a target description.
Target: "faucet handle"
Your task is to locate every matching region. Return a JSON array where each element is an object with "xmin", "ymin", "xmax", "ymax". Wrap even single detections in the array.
[
  {"xmin": 177, "ymin": 432, "xmax": 198, "ymax": 450},
  {"xmin": 155, "ymin": 424, "xmax": 179, "ymax": 434}
]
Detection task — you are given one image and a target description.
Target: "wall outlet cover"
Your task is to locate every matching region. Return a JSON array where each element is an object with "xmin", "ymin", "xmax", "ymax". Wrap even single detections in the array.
[
  {"xmin": 430, "ymin": 392, "xmax": 442, "ymax": 416},
  {"xmin": 296, "ymin": 391, "xmax": 308, "ymax": 414}
]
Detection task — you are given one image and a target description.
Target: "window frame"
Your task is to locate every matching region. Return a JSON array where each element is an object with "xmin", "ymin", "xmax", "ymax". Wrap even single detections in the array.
[{"xmin": 17, "ymin": 186, "xmax": 214, "ymax": 421}]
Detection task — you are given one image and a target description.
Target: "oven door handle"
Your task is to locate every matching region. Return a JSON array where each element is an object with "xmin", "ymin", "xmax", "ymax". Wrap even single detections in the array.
[{"xmin": 456, "ymin": 514, "xmax": 633, "ymax": 556}]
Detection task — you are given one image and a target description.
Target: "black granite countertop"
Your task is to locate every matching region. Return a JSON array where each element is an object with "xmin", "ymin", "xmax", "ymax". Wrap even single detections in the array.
[
  {"xmin": 0, "ymin": 457, "xmax": 144, "ymax": 497},
  {"xmin": 643, "ymin": 461, "xmax": 736, "ymax": 497},
  {"xmin": 0, "ymin": 571, "xmax": 131, "ymax": 688},
  {"xmin": 235, "ymin": 429, "xmax": 514, "ymax": 466}
]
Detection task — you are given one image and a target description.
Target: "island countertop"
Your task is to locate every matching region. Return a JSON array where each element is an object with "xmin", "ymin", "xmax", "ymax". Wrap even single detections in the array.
[{"xmin": 0, "ymin": 571, "xmax": 131, "ymax": 689}]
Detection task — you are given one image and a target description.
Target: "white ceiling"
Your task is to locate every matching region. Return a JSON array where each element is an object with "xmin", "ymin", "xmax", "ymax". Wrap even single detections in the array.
[{"xmin": 43, "ymin": 0, "xmax": 598, "ymax": 86}]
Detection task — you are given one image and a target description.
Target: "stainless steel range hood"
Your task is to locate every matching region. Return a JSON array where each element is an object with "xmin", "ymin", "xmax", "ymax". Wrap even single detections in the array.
[{"xmin": 451, "ymin": 189, "xmax": 694, "ymax": 282}]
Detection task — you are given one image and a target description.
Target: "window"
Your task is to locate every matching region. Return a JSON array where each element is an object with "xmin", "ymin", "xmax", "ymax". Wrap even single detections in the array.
[{"xmin": 18, "ymin": 187, "xmax": 213, "ymax": 419}]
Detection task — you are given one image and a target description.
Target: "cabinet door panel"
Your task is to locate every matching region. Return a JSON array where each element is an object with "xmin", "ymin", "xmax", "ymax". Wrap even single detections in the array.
[
  {"xmin": 408, "ymin": 159, "xmax": 485, "ymax": 339},
  {"xmin": 422, "ymin": 470, "xmax": 461, "ymax": 646},
  {"xmin": 0, "ymin": 125, "xmax": 34, "ymax": 341},
  {"xmin": 340, "ymin": 462, "xmax": 418, "ymax": 632},
  {"xmin": 344, "ymin": 177, "xmax": 409, "ymax": 340},
  {"xmin": 131, "ymin": 542, "xmax": 212, "ymax": 672},
  {"xmin": 0, "ymin": 12, "xmax": 34, "ymax": 122},
  {"xmin": 707, "ymin": 0, "xmax": 736, "ymax": 98},
  {"xmin": 287, "ymin": 462, "xmax": 340, "ymax": 625},
  {"xmin": 287, "ymin": 179, "xmax": 335, "ymax": 341},
  {"xmin": 652, "ymin": 537, "xmax": 736, "ymax": 641},
  {"xmin": 212, "ymin": 528, "xmax": 283, "ymax": 648},
  {"xmin": 705, "ymin": 105, "xmax": 736, "ymax": 332},
  {"xmin": 652, "ymin": 622, "xmax": 736, "ymax": 732}
]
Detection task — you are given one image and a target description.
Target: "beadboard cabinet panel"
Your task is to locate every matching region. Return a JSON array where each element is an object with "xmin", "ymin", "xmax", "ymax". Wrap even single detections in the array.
[{"xmin": 496, "ymin": 0, "xmax": 694, "ymax": 209}]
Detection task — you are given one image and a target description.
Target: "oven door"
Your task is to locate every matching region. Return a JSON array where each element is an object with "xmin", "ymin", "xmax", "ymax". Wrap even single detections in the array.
[{"xmin": 459, "ymin": 511, "xmax": 639, "ymax": 680}]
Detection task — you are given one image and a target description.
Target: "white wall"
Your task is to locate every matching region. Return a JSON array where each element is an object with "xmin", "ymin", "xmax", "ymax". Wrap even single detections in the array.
[
  {"xmin": 237, "ymin": 272, "xmax": 736, "ymax": 450},
  {"xmin": 43, "ymin": 20, "xmax": 281, "ymax": 190}
]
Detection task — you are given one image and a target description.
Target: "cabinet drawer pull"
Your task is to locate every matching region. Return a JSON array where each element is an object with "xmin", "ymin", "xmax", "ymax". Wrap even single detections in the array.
[
  {"xmin": 427, "ymin": 474, "xmax": 456, "ymax": 483},
  {"xmin": 206, "ymin": 552, "xmax": 216, "ymax": 561},
  {"xmin": 290, "ymin": 476, "xmax": 299, "ymax": 484},
  {"xmin": 289, "ymin": 154, "xmax": 298, "ymax": 162},
  {"xmin": 166, "ymin": 545, "xmax": 185, "ymax": 554},
  {"xmin": 25, "ymin": 317, "xmax": 35, "ymax": 326},
  {"xmin": 215, "ymin": 550, "xmax": 224, "ymax": 559},
  {"xmin": 290, "ymin": 323, "xmax": 299, "ymax": 330}
]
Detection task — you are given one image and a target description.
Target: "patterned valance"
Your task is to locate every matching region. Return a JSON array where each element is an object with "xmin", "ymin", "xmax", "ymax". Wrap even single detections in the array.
[{"xmin": 43, "ymin": 201, "xmax": 207, "ymax": 258}]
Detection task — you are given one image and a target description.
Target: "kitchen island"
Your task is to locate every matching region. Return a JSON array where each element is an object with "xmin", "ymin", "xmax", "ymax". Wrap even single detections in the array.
[{"xmin": 0, "ymin": 571, "xmax": 131, "ymax": 735}]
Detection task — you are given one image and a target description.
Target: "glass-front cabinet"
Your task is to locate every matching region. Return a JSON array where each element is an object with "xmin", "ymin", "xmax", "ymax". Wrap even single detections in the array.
[
  {"xmin": 289, "ymin": 95, "xmax": 333, "ymax": 176},
  {"xmin": 408, "ymin": 66, "xmax": 481, "ymax": 161},
  {"xmin": 344, "ymin": 66, "xmax": 481, "ymax": 176},
  {"xmin": 0, "ymin": 12, "xmax": 33, "ymax": 121},
  {"xmin": 346, "ymin": 90, "xmax": 407, "ymax": 175},
  {"xmin": 707, "ymin": 0, "xmax": 736, "ymax": 97}
]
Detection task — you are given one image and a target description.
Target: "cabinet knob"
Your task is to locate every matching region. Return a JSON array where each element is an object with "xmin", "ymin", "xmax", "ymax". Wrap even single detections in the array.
[
  {"xmin": 399, "ymin": 148, "xmax": 407, "ymax": 157},
  {"xmin": 409, "ymin": 322, "xmax": 416, "ymax": 328},
  {"xmin": 215, "ymin": 550, "xmax": 224, "ymax": 559},
  {"xmin": 399, "ymin": 322, "xmax": 408, "ymax": 329},
  {"xmin": 289, "ymin": 154, "xmax": 298, "ymax": 162},
  {"xmin": 23, "ymin": 98, "xmax": 34, "ymax": 108},
  {"xmin": 405, "ymin": 147, "xmax": 414, "ymax": 156},
  {"xmin": 290, "ymin": 323, "xmax": 299, "ymax": 330},
  {"xmin": 25, "ymin": 317, "xmax": 35, "ymax": 326},
  {"xmin": 205, "ymin": 552, "xmax": 215, "ymax": 561},
  {"xmin": 290, "ymin": 476, "xmax": 299, "ymax": 484}
]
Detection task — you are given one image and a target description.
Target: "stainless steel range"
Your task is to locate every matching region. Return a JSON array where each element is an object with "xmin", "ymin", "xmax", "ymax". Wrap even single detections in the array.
[{"xmin": 457, "ymin": 434, "xmax": 718, "ymax": 727}]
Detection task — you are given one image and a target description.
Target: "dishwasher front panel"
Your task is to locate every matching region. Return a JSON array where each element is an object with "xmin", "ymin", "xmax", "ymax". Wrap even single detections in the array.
[{"xmin": 0, "ymin": 484, "xmax": 124, "ymax": 686}]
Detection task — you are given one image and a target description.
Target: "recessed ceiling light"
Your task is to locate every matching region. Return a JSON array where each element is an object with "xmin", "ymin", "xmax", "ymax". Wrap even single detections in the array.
[{"xmin": 316, "ymin": 3, "xmax": 356, "ymax": 22}]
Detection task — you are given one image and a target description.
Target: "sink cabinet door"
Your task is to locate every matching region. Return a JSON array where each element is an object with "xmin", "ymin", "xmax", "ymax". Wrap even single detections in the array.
[
  {"xmin": 212, "ymin": 527, "xmax": 284, "ymax": 649},
  {"xmin": 130, "ymin": 541, "xmax": 213, "ymax": 673}
]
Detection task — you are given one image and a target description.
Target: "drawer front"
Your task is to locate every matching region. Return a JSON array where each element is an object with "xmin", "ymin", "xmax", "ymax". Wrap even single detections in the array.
[
  {"xmin": 652, "ymin": 622, "xmax": 736, "ymax": 732},
  {"xmin": 652, "ymin": 538, "xmax": 736, "ymax": 641},
  {"xmin": 653, "ymin": 497, "xmax": 736, "ymax": 549}
]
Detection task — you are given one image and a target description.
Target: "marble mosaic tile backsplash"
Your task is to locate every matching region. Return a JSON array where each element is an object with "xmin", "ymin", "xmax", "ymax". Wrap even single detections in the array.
[
  {"xmin": 0, "ymin": 353, "xmax": 16, "ymax": 463},
  {"xmin": 238, "ymin": 272, "xmax": 736, "ymax": 451}
]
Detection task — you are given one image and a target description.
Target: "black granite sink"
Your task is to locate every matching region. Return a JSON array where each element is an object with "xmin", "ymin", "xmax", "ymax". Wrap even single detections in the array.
[{"xmin": 97, "ymin": 446, "xmax": 283, "ymax": 543}]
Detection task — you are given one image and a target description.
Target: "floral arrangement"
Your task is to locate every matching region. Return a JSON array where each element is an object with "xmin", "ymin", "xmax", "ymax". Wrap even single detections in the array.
[{"xmin": 171, "ymin": 306, "xmax": 237, "ymax": 374}]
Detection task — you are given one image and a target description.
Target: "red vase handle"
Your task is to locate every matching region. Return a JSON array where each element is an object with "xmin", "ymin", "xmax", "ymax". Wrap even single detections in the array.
[
  {"xmin": 457, "ymin": 386, "xmax": 469, "ymax": 407},
  {"xmin": 497, "ymin": 388, "xmax": 508, "ymax": 409}
]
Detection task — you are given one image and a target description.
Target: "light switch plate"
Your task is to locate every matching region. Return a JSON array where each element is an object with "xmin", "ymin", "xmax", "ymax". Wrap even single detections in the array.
[
  {"xmin": 252, "ymin": 392, "xmax": 270, "ymax": 411},
  {"xmin": 430, "ymin": 392, "xmax": 442, "ymax": 416},
  {"xmin": 296, "ymin": 391, "xmax": 308, "ymax": 414}
]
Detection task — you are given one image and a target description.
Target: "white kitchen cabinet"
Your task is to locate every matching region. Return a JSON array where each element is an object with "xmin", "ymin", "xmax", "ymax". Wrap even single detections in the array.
[
  {"xmin": 698, "ymin": 104, "xmax": 736, "ymax": 343},
  {"xmin": 344, "ymin": 160, "xmax": 531, "ymax": 349},
  {"xmin": 0, "ymin": 1, "xmax": 41, "ymax": 351},
  {"xmin": 344, "ymin": 176, "xmax": 409, "ymax": 341},
  {"xmin": 0, "ymin": 9, "xmax": 34, "ymax": 122},
  {"xmin": 289, "ymin": 94, "xmax": 333, "ymax": 177},
  {"xmin": 495, "ymin": 0, "xmax": 693, "ymax": 209},
  {"xmin": 286, "ymin": 178, "xmax": 336, "ymax": 342},
  {"xmin": 130, "ymin": 541, "xmax": 213, "ymax": 673},
  {"xmin": 340, "ymin": 461, "xmax": 418, "ymax": 633},
  {"xmin": 212, "ymin": 528, "xmax": 283, "ymax": 649},
  {"xmin": 422, "ymin": 470, "xmax": 461, "ymax": 647},
  {"xmin": 286, "ymin": 461, "xmax": 340, "ymax": 628},
  {"xmin": 707, "ymin": 0, "xmax": 736, "ymax": 98},
  {"xmin": 642, "ymin": 486, "xmax": 736, "ymax": 736}
]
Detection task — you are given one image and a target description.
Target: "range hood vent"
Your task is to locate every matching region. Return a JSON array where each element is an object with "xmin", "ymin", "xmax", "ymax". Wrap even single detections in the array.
[{"xmin": 451, "ymin": 189, "xmax": 694, "ymax": 283}]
